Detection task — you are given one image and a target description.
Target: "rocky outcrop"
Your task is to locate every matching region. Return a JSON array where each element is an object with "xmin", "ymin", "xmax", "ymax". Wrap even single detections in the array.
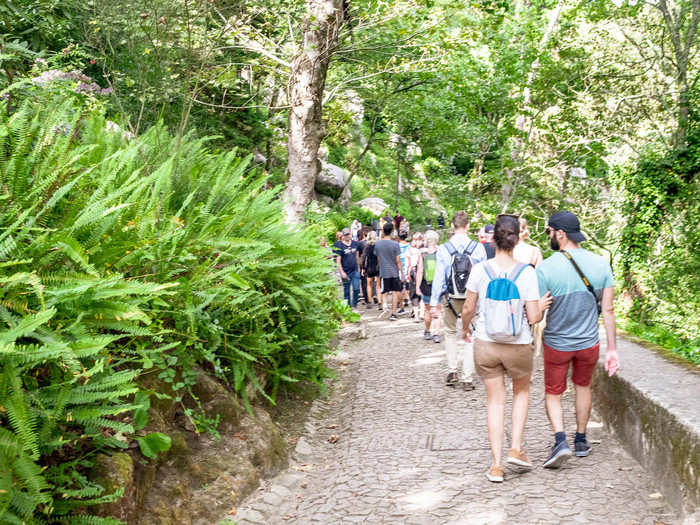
[
  {"xmin": 314, "ymin": 159, "xmax": 351, "ymax": 207},
  {"xmin": 355, "ymin": 197, "xmax": 388, "ymax": 216},
  {"xmin": 91, "ymin": 370, "xmax": 287, "ymax": 525}
]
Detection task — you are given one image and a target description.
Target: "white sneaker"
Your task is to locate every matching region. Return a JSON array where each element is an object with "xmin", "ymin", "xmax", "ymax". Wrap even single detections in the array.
[{"xmin": 378, "ymin": 309, "xmax": 391, "ymax": 320}]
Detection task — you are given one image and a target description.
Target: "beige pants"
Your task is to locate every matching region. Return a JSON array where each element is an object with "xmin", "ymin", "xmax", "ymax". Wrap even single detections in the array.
[{"xmin": 441, "ymin": 297, "xmax": 475, "ymax": 381}]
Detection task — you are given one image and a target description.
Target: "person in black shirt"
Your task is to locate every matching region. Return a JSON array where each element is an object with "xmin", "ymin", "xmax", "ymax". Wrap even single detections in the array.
[
  {"xmin": 333, "ymin": 228, "xmax": 362, "ymax": 308},
  {"xmin": 483, "ymin": 224, "xmax": 496, "ymax": 259},
  {"xmin": 356, "ymin": 229, "xmax": 369, "ymax": 305}
]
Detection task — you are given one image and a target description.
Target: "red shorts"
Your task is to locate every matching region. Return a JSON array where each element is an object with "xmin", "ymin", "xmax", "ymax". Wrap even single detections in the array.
[{"xmin": 543, "ymin": 343, "xmax": 600, "ymax": 395}]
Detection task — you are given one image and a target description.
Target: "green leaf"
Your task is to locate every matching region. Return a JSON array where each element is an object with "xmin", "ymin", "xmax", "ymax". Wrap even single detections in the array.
[
  {"xmin": 132, "ymin": 392, "xmax": 150, "ymax": 431},
  {"xmin": 135, "ymin": 432, "xmax": 171, "ymax": 459}
]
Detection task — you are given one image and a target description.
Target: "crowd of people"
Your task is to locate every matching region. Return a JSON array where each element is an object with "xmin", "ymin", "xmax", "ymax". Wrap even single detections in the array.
[{"xmin": 331, "ymin": 209, "xmax": 620, "ymax": 483}]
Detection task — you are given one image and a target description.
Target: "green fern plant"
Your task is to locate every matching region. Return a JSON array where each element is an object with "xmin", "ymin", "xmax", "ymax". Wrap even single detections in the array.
[{"xmin": 1, "ymin": 80, "xmax": 340, "ymax": 522}]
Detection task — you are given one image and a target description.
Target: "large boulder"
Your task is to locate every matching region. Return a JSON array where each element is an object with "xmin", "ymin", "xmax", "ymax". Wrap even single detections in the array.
[
  {"xmin": 315, "ymin": 160, "xmax": 349, "ymax": 200},
  {"xmin": 355, "ymin": 197, "xmax": 388, "ymax": 216}
]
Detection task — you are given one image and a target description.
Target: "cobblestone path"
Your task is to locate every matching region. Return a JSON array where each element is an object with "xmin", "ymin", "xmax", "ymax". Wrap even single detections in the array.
[{"xmin": 233, "ymin": 312, "xmax": 681, "ymax": 525}]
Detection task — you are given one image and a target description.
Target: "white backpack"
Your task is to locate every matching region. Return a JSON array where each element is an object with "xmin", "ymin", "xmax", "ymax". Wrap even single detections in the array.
[{"xmin": 482, "ymin": 262, "xmax": 528, "ymax": 342}]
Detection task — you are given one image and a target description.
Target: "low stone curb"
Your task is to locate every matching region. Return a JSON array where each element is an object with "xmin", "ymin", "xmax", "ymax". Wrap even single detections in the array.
[{"xmin": 592, "ymin": 334, "xmax": 700, "ymax": 520}]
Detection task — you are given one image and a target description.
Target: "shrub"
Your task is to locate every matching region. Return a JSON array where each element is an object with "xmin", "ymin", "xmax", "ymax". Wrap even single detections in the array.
[{"xmin": 0, "ymin": 83, "xmax": 339, "ymax": 522}]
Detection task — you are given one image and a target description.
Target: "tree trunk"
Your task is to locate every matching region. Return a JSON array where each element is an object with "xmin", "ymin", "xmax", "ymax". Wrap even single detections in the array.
[{"xmin": 283, "ymin": 0, "xmax": 344, "ymax": 225}]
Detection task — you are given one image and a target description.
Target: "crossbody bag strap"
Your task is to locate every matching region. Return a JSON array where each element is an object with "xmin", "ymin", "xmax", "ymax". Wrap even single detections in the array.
[{"xmin": 561, "ymin": 250, "xmax": 601, "ymax": 314}]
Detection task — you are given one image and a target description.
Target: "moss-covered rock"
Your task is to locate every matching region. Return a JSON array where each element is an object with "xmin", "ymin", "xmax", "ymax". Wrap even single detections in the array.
[
  {"xmin": 92, "ymin": 452, "xmax": 136, "ymax": 521},
  {"xmin": 90, "ymin": 368, "xmax": 290, "ymax": 524}
]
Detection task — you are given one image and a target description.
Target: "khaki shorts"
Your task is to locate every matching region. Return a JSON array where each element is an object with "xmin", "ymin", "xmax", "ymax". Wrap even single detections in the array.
[{"xmin": 474, "ymin": 339, "xmax": 534, "ymax": 380}]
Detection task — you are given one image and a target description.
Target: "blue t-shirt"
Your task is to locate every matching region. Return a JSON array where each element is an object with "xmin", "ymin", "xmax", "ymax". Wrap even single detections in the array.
[
  {"xmin": 537, "ymin": 248, "xmax": 614, "ymax": 351},
  {"xmin": 333, "ymin": 240, "xmax": 359, "ymax": 274}
]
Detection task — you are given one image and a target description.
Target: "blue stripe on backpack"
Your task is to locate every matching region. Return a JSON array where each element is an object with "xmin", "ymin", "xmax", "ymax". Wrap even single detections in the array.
[{"xmin": 483, "ymin": 262, "xmax": 528, "ymax": 342}]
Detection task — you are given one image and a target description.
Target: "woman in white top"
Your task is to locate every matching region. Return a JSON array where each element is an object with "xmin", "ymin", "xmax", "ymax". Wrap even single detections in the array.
[
  {"xmin": 461, "ymin": 215, "xmax": 551, "ymax": 483},
  {"xmin": 512, "ymin": 217, "xmax": 543, "ymax": 267}
]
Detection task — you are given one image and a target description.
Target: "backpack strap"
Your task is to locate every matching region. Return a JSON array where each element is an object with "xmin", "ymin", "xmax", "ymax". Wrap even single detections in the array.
[
  {"xmin": 483, "ymin": 262, "xmax": 496, "ymax": 281},
  {"xmin": 466, "ymin": 240, "xmax": 478, "ymax": 255},
  {"xmin": 446, "ymin": 241, "xmax": 471, "ymax": 256},
  {"xmin": 508, "ymin": 262, "xmax": 528, "ymax": 282}
]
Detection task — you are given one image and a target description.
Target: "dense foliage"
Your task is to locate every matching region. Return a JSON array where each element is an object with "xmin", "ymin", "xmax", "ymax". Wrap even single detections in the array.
[
  {"xmin": 1, "ymin": 0, "xmax": 699, "ymax": 520},
  {"xmin": 0, "ymin": 81, "xmax": 339, "ymax": 522}
]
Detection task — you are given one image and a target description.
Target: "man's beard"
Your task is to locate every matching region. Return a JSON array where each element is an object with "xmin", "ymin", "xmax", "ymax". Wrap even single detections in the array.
[{"xmin": 550, "ymin": 237, "xmax": 560, "ymax": 251}]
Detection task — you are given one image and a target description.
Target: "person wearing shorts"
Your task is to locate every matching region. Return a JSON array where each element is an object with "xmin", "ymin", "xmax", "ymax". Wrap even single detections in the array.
[
  {"xmin": 461, "ymin": 215, "xmax": 549, "ymax": 483},
  {"xmin": 374, "ymin": 222, "xmax": 405, "ymax": 321},
  {"xmin": 537, "ymin": 211, "xmax": 620, "ymax": 469},
  {"xmin": 361, "ymin": 230, "xmax": 381, "ymax": 308},
  {"xmin": 416, "ymin": 230, "xmax": 441, "ymax": 340}
]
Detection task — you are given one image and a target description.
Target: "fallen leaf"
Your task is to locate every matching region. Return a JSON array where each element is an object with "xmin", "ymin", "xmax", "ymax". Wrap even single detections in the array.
[
  {"xmin": 300, "ymin": 482, "xmax": 307, "ymax": 488},
  {"xmin": 232, "ymin": 431, "xmax": 247, "ymax": 441},
  {"xmin": 648, "ymin": 492, "xmax": 663, "ymax": 499},
  {"xmin": 328, "ymin": 434, "xmax": 339, "ymax": 444},
  {"xmin": 228, "ymin": 507, "xmax": 236, "ymax": 516}
]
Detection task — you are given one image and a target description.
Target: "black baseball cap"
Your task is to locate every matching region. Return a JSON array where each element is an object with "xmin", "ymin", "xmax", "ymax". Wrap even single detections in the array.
[{"xmin": 548, "ymin": 211, "xmax": 586, "ymax": 243}]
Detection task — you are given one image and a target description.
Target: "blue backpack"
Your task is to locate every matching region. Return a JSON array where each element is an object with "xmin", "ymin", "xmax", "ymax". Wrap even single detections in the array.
[{"xmin": 482, "ymin": 262, "xmax": 528, "ymax": 342}]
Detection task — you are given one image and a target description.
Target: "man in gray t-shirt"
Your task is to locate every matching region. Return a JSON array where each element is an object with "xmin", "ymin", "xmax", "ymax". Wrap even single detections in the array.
[{"xmin": 374, "ymin": 222, "xmax": 404, "ymax": 320}]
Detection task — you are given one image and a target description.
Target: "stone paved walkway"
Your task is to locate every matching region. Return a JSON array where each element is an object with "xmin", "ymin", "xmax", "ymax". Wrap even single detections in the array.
[{"xmin": 232, "ymin": 311, "xmax": 681, "ymax": 525}]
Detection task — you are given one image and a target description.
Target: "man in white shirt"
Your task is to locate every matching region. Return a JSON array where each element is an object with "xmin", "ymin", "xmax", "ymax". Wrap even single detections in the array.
[{"xmin": 430, "ymin": 211, "xmax": 488, "ymax": 390}]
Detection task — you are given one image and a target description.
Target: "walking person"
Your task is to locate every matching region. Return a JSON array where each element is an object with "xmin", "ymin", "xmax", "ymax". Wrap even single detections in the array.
[
  {"xmin": 351, "ymin": 219, "xmax": 362, "ymax": 241},
  {"xmin": 356, "ymin": 229, "xmax": 369, "ymax": 305},
  {"xmin": 537, "ymin": 211, "xmax": 620, "ymax": 468},
  {"xmin": 393, "ymin": 210, "xmax": 404, "ymax": 232},
  {"xmin": 361, "ymin": 231, "xmax": 381, "ymax": 309},
  {"xmin": 398, "ymin": 231, "xmax": 411, "ymax": 313},
  {"xmin": 333, "ymin": 228, "xmax": 361, "ymax": 309},
  {"xmin": 416, "ymin": 230, "xmax": 441, "ymax": 340},
  {"xmin": 513, "ymin": 218, "xmax": 543, "ymax": 267},
  {"xmin": 429, "ymin": 211, "xmax": 487, "ymax": 390},
  {"xmin": 482, "ymin": 224, "xmax": 496, "ymax": 259},
  {"xmin": 375, "ymin": 222, "xmax": 405, "ymax": 320},
  {"xmin": 406, "ymin": 232, "xmax": 424, "ymax": 319},
  {"xmin": 460, "ymin": 215, "xmax": 551, "ymax": 482}
]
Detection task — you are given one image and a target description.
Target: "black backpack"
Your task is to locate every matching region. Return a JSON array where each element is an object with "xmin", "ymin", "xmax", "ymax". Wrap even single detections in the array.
[{"xmin": 445, "ymin": 241, "xmax": 477, "ymax": 299}]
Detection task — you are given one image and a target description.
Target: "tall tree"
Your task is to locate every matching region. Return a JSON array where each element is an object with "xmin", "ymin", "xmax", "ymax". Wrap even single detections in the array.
[{"xmin": 283, "ymin": 0, "xmax": 344, "ymax": 224}]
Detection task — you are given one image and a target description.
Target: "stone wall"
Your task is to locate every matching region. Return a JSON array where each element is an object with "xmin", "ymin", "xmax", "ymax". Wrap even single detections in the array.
[{"xmin": 592, "ymin": 337, "xmax": 700, "ymax": 517}]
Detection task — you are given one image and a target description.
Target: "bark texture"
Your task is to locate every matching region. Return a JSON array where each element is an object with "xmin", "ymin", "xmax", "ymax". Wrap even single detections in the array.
[{"xmin": 283, "ymin": 0, "xmax": 344, "ymax": 224}]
